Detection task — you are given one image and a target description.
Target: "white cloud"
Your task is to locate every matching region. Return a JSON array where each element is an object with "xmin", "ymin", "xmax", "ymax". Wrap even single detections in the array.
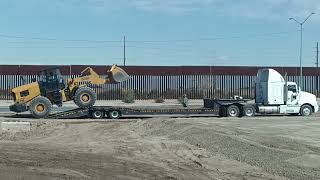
[
  {"xmin": 128, "ymin": 0, "xmax": 215, "ymax": 14},
  {"xmin": 4, "ymin": 0, "xmax": 320, "ymax": 20},
  {"xmin": 128, "ymin": 0, "xmax": 320, "ymax": 19},
  {"xmin": 223, "ymin": 0, "xmax": 320, "ymax": 20}
]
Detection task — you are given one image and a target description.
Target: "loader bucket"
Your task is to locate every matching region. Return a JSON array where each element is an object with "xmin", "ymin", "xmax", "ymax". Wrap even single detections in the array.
[{"xmin": 109, "ymin": 65, "xmax": 130, "ymax": 83}]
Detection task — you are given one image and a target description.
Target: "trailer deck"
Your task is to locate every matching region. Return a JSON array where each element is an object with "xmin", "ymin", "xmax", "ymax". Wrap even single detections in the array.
[{"xmin": 48, "ymin": 106, "xmax": 219, "ymax": 119}]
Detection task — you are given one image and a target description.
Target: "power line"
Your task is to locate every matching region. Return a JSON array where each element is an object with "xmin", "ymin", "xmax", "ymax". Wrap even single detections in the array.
[
  {"xmin": 126, "ymin": 32, "xmax": 292, "ymax": 43},
  {"xmin": 0, "ymin": 31, "xmax": 291, "ymax": 44},
  {"xmin": 0, "ymin": 34, "xmax": 122, "ymax": 43},
  {"xmin": 1, "ymin": 46, "xmax": 123, "ymax": 49}
]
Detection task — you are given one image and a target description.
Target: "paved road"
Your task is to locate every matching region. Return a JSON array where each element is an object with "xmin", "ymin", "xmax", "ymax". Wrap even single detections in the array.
[{"xmin": 0, "ymin": 107, "xmax": 8, "ymax": 113}]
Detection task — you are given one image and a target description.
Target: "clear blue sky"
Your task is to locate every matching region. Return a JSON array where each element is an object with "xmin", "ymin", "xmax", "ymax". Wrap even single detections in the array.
[{"xmin": 0, "ymin": 0, "xmax": 319, "ymax": 66}]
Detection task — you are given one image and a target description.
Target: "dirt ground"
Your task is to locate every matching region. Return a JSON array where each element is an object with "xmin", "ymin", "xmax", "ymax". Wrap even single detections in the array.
[{"xmin": 0, "ymin": 116, "xmax": 320, "ymax": 180}]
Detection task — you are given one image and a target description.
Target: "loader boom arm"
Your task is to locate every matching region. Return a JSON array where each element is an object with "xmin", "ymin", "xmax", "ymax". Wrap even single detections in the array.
[{"xmin": 67, "ymin": 65, "xmax": 130, "ymax": 89}]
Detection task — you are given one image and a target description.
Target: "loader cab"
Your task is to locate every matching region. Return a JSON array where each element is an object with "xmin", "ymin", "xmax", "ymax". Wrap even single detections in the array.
[
  {"xmin": 38, "ymin": 67, "xmax": 65, "ymax": 106},
  {"xmin": 38, "ymin": 68, "xmax": 65, "ymax": 89}
]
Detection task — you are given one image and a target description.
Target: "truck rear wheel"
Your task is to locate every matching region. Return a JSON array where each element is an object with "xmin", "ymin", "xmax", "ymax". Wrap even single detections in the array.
[
  {"xmin": 242, "ymin": 106, "xmax": 256, "ymax": 117},
  {"xmin": 29, "ymin": 96, "xmax": 52, "ymax": 118},
  {"xmin": 300, "ymin": 105, "xmax": 313, "ymax": 116},
  {"xmin": 74, "ymin": 87, "xmax": 97, "ymax": 108},
  {"xmin": 227, "ymin": 105, "xmax": 240, "ymax": 117}
]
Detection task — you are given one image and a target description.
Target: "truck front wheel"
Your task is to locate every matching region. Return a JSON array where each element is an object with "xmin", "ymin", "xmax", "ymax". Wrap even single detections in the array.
[{"xmin": 300, "ymin": 105, "xmax": 313, "ymax": 116}]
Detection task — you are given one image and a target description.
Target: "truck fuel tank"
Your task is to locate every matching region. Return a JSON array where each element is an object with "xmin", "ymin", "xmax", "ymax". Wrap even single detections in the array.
[{"xmin": 258, "ymin": 106, "xmax": 280, "ymax": 114}]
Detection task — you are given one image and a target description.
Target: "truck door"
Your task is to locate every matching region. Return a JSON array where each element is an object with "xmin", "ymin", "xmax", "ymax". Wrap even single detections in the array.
[{"xmin": 287, "ymin": 84, "xmax": 298, "ymax": 105}]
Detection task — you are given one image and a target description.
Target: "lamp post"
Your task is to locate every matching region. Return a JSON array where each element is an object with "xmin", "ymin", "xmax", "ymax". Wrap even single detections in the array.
[{"xmin": 289, "ymin": 13, "xmax": 315, "ymax": 90}]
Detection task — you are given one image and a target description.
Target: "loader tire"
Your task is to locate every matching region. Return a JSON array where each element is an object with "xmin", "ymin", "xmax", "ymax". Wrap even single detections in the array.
[
  {"xmin": 74, "ymin": 87, "xmax": 96, "ymax": 108},
  {"xmin": 29, "ymin": 96, "xmax": 52, "ymax": 118}
]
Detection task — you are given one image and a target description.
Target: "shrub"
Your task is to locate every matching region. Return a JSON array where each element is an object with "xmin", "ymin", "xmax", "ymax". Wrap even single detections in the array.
[
  {"xmin": 177, "ymin": 95, "xmax": 189, "ymax": 107},
  {"xmin": 154, "ymin": 97, "xmax": 165, "ymax": 103},
  {"xmin": 122, "ymin": 89, "xmax": 135, "ymax": 103}
]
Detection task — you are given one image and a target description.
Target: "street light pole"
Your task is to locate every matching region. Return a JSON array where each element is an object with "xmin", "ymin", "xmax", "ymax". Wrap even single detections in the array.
[
  {"xmin": 299, "ymin": 23, "xmax": 303, "ymax": 89},
  {"xmin": 289, "ymin": 13, "xmax": 315, "ymax": 90}
]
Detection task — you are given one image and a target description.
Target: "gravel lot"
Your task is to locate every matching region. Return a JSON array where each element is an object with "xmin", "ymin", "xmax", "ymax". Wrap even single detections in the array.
[{"xmin": 0, "ymin": 115, "xmax": 320, "ymax": 180}]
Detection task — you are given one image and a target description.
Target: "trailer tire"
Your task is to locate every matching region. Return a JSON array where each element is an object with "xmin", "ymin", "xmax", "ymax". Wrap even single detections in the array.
[
  {"xmin": 227, "ymin": 105, "xmax": 240, "ymax": 117},
  {"xmin": 242, "ymin": 105, "xmax": 256, "ymax": 117},
  {"xmin": 74, "ymin": 87, "xmax": 97, "ymax": 108},
  {"xmin": 108, "ymin": 110, "xmax": 121, "ymax": 119},
  {"xmin": 92, "ymin": 110, "xmax": 105, "ymax": 119},
  {"xmin": 29, "ymin": 96, "xmax": 52, "ymax": 118},
  {"xmin": 300, "ymin": 105, "xmax": 313, "ymax": 116}
]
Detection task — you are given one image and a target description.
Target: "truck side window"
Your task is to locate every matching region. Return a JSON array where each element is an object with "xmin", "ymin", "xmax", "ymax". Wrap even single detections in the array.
[{"xmin": 288, "ymin": 85, "xmax": 297, "ymax": 93}]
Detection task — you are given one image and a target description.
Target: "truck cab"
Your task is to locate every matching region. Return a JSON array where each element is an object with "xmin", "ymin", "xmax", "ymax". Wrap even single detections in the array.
[
  {"xmin": 204, "ymin": 68, "xmax": 318, "ymax": 117},
  {"xmin": 256, "ymin": 69, "xmax": 318, "ymax": 116}
]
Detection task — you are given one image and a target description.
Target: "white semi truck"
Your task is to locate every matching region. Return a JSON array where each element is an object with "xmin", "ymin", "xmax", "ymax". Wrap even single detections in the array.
[{"xmin": 204, "ymin": 68, "xmax": 319, "ymax": 117}]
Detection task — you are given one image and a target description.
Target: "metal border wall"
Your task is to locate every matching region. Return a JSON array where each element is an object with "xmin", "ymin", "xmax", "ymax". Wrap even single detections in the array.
[{"xmin": 1, "ymin": 66, "xmax": 319, "ymax": 100}]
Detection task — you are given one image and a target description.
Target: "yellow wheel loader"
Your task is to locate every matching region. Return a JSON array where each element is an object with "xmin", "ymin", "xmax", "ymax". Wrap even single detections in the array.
[{"xmin": 10, "ymin": 65, "xmax": 130, "ymax": 118}]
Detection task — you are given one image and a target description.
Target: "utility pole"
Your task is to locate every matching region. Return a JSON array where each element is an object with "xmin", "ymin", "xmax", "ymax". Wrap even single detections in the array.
[
  {"xmin": 317, "ymin": 42, "xmax": 319, "ymax": 68},
  {"xmin": 289, "ymin": 12, "xmax": 316, "ymax": 90},
  {"xmin": 317, "ymin": 42, "xmax": 319, "ymax": 95},
  {"xmin": 123, "ymin": 36, "xmax": 126, "ymax": 66}
]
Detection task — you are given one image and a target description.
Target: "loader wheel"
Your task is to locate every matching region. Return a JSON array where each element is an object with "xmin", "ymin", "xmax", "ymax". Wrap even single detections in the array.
[
  {"xmin": 74, "ymin": 87, "xmax": 97, "ymax": 108},
  {"xmin": 29, "ymin": 96, "xmax": 52, "ymax": 118}
]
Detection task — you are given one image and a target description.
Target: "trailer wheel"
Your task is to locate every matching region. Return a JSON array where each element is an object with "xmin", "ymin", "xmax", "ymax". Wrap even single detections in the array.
[
  {"xmin": 92, "ymin": 110, "xmax": 105, "ymax": 119},
  {"xmin": 300, "ymin": 105, "xmax": 313, "ymax": 116},
  {"xmin": 227, "ymin": 105, "xmax": 240, "ymax": 117},
  {"xmin": 242, "ymin": 106, "xmax": 256, "ymax": 117},
  {"xmin": 108, "ymin": 110, "xmax": 121, "ymax": 119},
  {"xmin": 29, "ymin": 96, "xmax": 52, "ymax": 118}
]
